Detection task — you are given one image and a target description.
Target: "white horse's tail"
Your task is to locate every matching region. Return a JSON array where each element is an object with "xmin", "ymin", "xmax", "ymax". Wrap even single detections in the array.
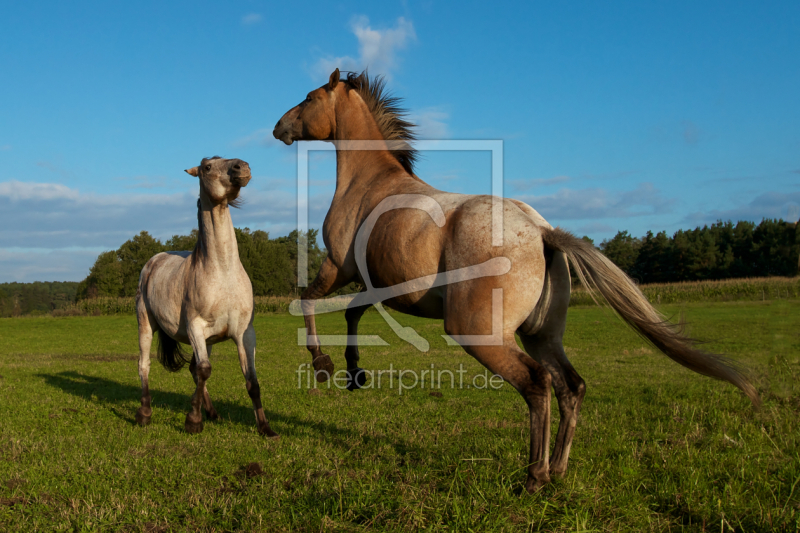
[
  {"xmin": 156, "ymin": 330, "xmax": 191, "ymax": 372},
  {"xmin": 540, "ymin": 226, "xmax": 760, "ymax": 406}
]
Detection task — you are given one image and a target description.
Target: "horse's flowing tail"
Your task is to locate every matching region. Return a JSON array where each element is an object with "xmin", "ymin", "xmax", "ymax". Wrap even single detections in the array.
[
  {"xmin": 540, "ymin": 227, "xmax": 760, "ymax": 406},
  {"xmin": 156, "ymin": 330, "xmax": 191, "ymax": 372}
]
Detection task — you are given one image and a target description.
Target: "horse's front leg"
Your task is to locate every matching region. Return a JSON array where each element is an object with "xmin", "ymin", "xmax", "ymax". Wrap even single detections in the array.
[
  {"xmin": 236, "ymin": 323, "xmax": 279, "ymax": 437},
  {"xmin": 344, "ymin": 300, "xmax": 371, "ymax": 390},
  {"xmin": 302, "ymin": 256, "xmax": 350, "ymax": 382},
  {"xmin": 189, "ymin": 344, "xmax": 219, "ymax": 421},
  {"xmin": 185, "ymin": 322, "xmax": 211, "ymax": 434}
]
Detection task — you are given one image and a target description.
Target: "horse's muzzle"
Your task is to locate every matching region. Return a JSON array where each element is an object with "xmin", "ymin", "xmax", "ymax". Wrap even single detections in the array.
[
  {"xmin": 232, "ymin": 173, "xmax": 251, "ymax": 187},
  {"xmin": 273, "ymin": 124, "xmax": 294, "ymax": 145}
]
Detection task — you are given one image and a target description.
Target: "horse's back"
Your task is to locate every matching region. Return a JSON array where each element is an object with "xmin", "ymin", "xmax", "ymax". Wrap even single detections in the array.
[
  {"xmin": 165, "ymin": 250, "xmax": 192, "ymax": 259},
  {"xmin": 140, "ymin": 252, "xmax": 190, "ymax": 287}
]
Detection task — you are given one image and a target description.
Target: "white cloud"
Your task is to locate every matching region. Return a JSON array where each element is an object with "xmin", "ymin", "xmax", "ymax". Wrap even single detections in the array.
[
  {"xmin": 515, "ymin": 182, "xmax": 676, "ymax": 221},
  {"xmin": 683, "ymin": 190, "xmax": 800, "ymax": 224},
  {"xmin": 410, "ymin": 108, "xmax": 449, "ymax": 139},
  {"xmin": 575, "ymin": 222, "xmax": 615, "ymax": 235},
  {"xmin": 0, "ymin": 248, "xmax": 104, "ymax": 283},
  {"xmin": 0, "ymin": 178, "xmax": 329, "ymax": 266},
  {"xmin": 0, "ymin": 180, "xmax": 80, "ymax": 201},
  {"xmin": 313, "ymin": 16, "xmax": 416, "ymax": 80},
  {"xmin": 241, "ymin": 13, "xmax": 262, "ymax": 26}
]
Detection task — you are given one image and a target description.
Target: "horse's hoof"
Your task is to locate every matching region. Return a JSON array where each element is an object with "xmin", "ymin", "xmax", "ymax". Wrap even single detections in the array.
[
  {"xmin": 312, "ymin": 354, "xmax": 334, "ymax": 383},
  {"xmin": 135, "ymin": 409, "xmax": 151, "ymax": 426},
  {"xmin": 205, "ymin": 409, "xmax": 220, "ymax": 421},
  {"xmin": 549, "ymin": 468, "xmax": 566, "ymax": 479},
  {"xmin": 524, "ymin": 475, "xmax": 551, "ymax": 494},
  {"xmin": 185, "ymin": 414, "xmax": 204, "ymax": 434},
  {"xmin": 258, "ymin": 422, "xmax": 280, "ymax": 439},
  {"xmin": 346, "ymin": 367, "xmax": 367, "ymax": 391}
]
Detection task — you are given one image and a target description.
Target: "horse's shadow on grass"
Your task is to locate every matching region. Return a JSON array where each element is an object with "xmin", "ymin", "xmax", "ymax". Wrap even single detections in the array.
[{"xmin": 37, "ymin": 371, "xmax": 420, "ymax": 456}]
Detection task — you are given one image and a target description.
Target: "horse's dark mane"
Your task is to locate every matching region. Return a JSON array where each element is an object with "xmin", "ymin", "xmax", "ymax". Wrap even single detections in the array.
[{"xmin": 344, "ymin": 71, "xmax": 417, "ymax": 174}]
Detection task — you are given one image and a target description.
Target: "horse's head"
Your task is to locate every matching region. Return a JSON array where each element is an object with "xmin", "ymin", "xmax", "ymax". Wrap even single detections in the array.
[
  {"xmin": 185, "ymin": 157, "xmax": 251, "ymax": 207},
  {"xmin": 273, "ymin": 69, "xmax": 343, "ymax": 145}
]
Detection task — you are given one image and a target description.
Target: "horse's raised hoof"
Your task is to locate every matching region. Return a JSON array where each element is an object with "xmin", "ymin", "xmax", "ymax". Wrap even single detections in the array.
[
  {"xmin": 185, "ymin": 413, "xmax": 204, "ymax": 434},
  {"xmin": 524, "ymin": 475, "xmax": 551, "ymax": 494},
  {"xmin": 312, "ymin": 354, "xmax": 334, "ymax": 383},
  {"xmin": 346, "ymin": 367, "xmax": 367, "ymax": 391},
  {"xmin": 135, "ymin": 408, "xmax": 152, "ymax": 426},
  {"xmin": 258, "ymin": 422, "xmax": 280, "ymax": 439}
]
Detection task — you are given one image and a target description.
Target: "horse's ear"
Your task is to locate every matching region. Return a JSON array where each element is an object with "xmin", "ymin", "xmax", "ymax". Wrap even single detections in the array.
[
  {"xmin": 185, "ymin": 167, "xmax": 199, "ymax": 177},
  {"xmin": 329, "ymin": 68, "xmax": 340, "ymax": 89}
]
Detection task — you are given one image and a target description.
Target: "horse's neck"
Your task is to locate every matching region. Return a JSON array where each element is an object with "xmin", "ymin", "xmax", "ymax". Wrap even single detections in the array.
[
  {"xmin": 195, "ymin": 193, "xmax": 239, "ymax": 272},
  {"xmin": 333, "ymin": 97, "xmax": 403, "ymax": 193}
]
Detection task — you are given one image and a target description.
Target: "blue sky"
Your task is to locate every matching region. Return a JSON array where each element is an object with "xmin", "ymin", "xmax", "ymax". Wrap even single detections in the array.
[{"xmin": 1, "ymin": 1, "xmax": 798, "ymax": 282}]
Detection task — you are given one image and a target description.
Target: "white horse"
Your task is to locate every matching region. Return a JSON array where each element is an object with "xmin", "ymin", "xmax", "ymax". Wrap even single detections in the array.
[{"xmin": 134, "ymin": 156, "xmax": 277, "ymax": 437}]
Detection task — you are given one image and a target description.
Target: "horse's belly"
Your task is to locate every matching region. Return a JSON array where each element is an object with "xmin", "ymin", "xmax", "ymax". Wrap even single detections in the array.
[{"xmin": 382, "ymin": 289, "xmax": 444, "ymax": 319}]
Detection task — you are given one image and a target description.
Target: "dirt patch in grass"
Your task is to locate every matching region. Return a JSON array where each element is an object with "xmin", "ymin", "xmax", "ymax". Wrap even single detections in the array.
[
  {"xmin": 144, "ymin": 522, "xmax": 169, "ymax": 533},
  {"xmin": 76, "ymin": 353, "xmax": 138, "ymax": 362},
  {"xmin": 4, "ymin": 478, "xmax": 26, "ymax": 490},
  {"xmin": 240, "ymin": 462, "xmax": 265, "ymax": 479},
  {"xmin": 0, "ymin": 496, "xmax": 28, "ymax": 507}
]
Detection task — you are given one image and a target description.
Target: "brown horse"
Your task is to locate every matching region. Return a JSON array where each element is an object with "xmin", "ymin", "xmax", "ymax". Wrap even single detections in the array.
[
  {"xmin": 273, "ymin": 70, "xmax": 758, "ymax": 493},
  {"xmin": 135, "ymin": 157, "xmax": 278, "ymax": 438}
]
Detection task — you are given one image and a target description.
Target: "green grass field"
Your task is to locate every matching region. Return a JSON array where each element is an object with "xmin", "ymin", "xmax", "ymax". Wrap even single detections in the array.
[{"xmin": 1, "ymin": 301, "xmax": 798, "ymax": 532}]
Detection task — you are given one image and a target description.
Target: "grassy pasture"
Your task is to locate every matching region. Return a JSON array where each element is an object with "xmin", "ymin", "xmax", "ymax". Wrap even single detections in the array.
[{"xmin": 0, "ymin": 301, "xmax": 798, "ymax": 532}]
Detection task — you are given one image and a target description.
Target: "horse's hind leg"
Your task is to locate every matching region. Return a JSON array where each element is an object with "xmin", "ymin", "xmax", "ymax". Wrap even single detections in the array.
[
  {"xmin": 462, "ymin": 340, "xmax": 553, "ymax": 493},
  {"xmin": 189, "ymin": 345, "xmax": 219, "ymax": 421},
  {"xmin": 344, "ymin": 301, "xmax": 371, "ymax": 391},
  {"xmin": 520, "ymin": 334, "xmax": 586, "ymax": 478},
  {"xmin": 136, "ymin": 302, "xmax": 154, "ymax": 426},
  {"xmin": 236, "ymin": 323, "xmax": 278, "ymax": 437},
  {"xmin": 445, "ymin": 282, "xmax": 553, "ymax": 493}
]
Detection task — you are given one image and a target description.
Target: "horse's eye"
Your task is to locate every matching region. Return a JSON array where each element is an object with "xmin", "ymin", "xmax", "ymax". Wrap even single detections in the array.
[{"xmin": 204, "ymin": 165, "xmax": 211, "ymax": 171}]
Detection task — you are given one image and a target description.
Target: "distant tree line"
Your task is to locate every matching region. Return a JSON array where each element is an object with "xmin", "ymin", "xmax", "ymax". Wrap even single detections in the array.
[
  {"xmin": 74, "ymin": 228, "xmax": 330, "ymax": 300},
  {"xmin": 1, "ymin": 218, "xmax": 797, "ymax": 317},
  {"xmin": 0, "ymin": 281, "xmax": 79, "ymax": 317},
  {"xmin": 599, "ymin": 219, "xmax": 799, "ymax": 284}
]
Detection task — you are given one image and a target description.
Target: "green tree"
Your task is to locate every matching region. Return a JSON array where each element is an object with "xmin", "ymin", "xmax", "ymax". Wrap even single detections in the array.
[
  {"xmin": 235, "ymin": 228, "xmax": 295, "ymax": 296},
  {"xmin": 633, "ymin": 231, "xmax": 673, "ymax": 283},
  {"xmin": 275, "ymin": 229, "xmax": 326, "ymax": 289},
  {"xmin": 600, "ymin": 231, "xmax": 641, "ymax": 277},
  {"xmin": 164, "ymin": 229, "xmax": 199, "ymax": 251},
  {"xmin": 117, "ymin": 231, "xmax": 164, "ymax": 297},
  {"xmin": 753, "ymin": 218, "xmax": 800, "ymax": 276},
  {"xmin": 79, "ymin": 251, "xmax": 123, "ymax": 298}
]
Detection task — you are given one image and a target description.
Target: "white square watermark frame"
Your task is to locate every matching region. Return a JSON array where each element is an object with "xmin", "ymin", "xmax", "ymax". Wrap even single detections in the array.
[{"xmin": 293, "ymin": 140, "xmax": 505, "ymax": 350}]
